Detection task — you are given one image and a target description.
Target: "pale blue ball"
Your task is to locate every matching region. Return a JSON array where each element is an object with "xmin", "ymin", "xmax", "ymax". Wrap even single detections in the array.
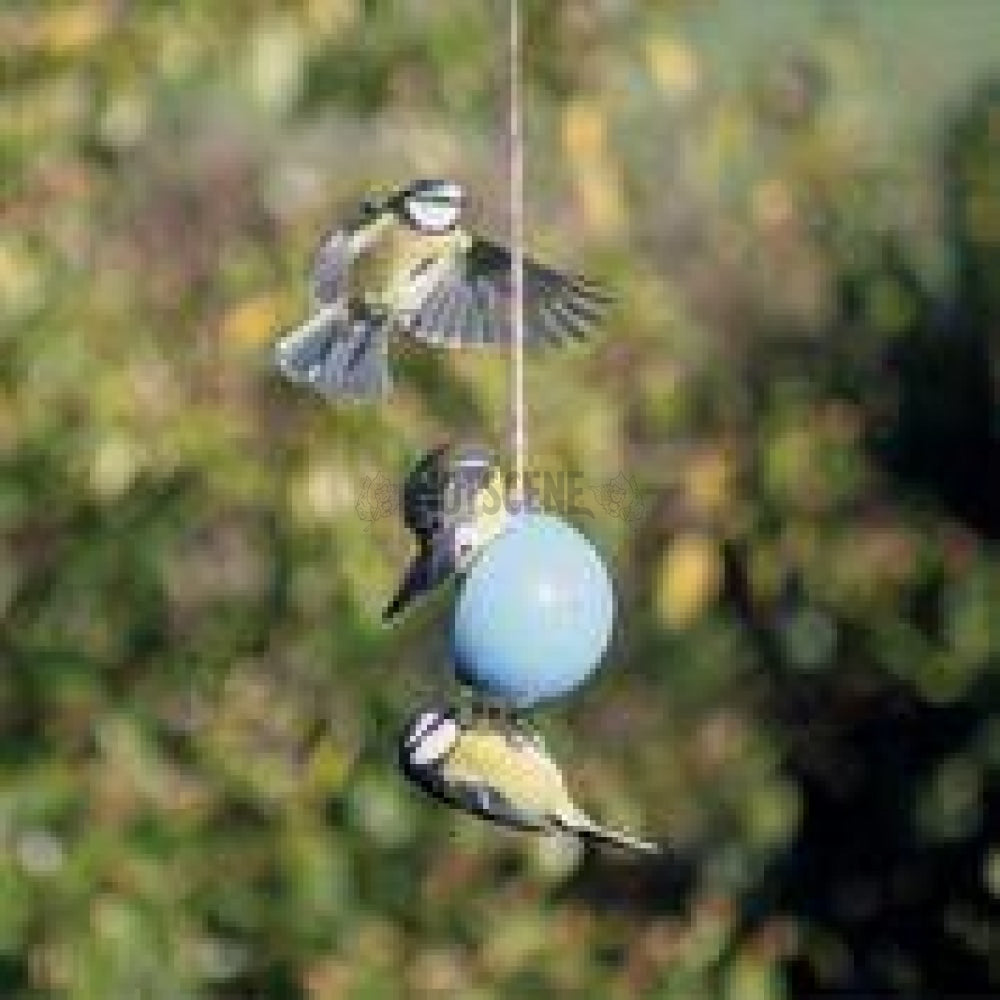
[{"xmin": 452, "ymin": 513, "xmax": 615, "ymax": 708}]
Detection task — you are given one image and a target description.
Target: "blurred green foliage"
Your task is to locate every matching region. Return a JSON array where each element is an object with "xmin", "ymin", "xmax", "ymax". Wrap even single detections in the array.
[{"xmin": 1, "ymin": 0, "xmax": 1000, "ymax": 996}]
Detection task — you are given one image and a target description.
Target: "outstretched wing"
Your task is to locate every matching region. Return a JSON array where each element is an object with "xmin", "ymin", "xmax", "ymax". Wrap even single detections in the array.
[
  {"xmin": 405, "ymin": 239, "xmax": 614, "ymax": 347},
  {"xmin": 311, "ymin": 228, "xmax": 350, "ymax": 307},
  {"xmin": 274, "ymin": 305, "xmax": 390, "ymax": 401}
]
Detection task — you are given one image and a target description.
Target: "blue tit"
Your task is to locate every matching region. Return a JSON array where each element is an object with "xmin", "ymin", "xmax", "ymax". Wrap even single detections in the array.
[
  {"xmin": 398, "ymin": 705, "xmax": 659, "ymax": 853},
  {"xmin": 383, "ymin": 443, "xmax": 509, "ymax": 622},
  {"xmin": 273, "ymin": 178, "xmax": 614, "ymax": 401}
]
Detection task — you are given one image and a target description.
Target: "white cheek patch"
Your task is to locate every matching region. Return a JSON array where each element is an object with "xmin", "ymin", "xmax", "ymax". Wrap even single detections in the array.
[
  {"xmin": 435, "ymin": 181, "xmax": 464, "ymax": 202},
  {"xmin": 453, "ymin": 521, "xmax": 480, "ymax": 567},
  {"xmin": 408, "ymin": 201, "xmax": 460, "ymax": 233},
  {"xmin": 412, "ymin": 718, "xmax": 458, "ymax": 766},
  {"xmin": 406, "ymin": 711, "xmax": 440, "ymax": 747}
]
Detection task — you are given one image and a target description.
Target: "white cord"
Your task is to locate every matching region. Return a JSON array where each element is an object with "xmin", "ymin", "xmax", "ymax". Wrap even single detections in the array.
[{"xmin": 510, "ymin": 0, "xmax": 525, "ymax": 507}]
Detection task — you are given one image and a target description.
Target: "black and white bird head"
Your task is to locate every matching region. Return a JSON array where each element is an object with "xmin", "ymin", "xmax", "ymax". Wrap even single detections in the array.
[
  {"xmin": 395, "ymin": 179, "xmax": 466, "ymax": 234},
  {"xmin": 399, "ymin": 707, "xmax": 460, "ymax": 778},
  {"xmin": 446, "ymin": 445, "xmax": 498, "ymax": 566}
]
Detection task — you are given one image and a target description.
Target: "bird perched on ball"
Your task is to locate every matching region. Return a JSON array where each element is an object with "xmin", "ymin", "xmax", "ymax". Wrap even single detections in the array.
[
  {"xmin": 383, "ymin": 442, "xmax": 519, "ymax": 622},
  {"xmin": 399, "ymin": 704, "xmax": 658, "ymax": 853},
  {"xmin": 273, "ymin": 179, "xmax": 614, "ymax": 400}
]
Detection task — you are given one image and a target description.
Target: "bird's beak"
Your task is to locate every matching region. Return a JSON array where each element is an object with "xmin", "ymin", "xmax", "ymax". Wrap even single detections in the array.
[{"xmin": 347, "ymin": 195, "xmax": 387, "ymax": 233}]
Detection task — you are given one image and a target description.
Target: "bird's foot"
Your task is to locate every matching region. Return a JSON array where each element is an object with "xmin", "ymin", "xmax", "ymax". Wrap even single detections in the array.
[
  {"xmin": 456, "ymin": 692, "xmax": 545, "ymax": 750},
  {"xmin": 497, "ymin": 705, "xmax": 544, "ymax": 751}
]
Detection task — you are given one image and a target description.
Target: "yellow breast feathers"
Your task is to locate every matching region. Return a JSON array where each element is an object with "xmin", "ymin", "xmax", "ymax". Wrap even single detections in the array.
[
  {"xmin": 443, "ymin": 724, "xmax": 571, "ymax": 816},
  {"xmin": 350, "ymin": 220, "xmax": 466, "ymax": 313}
]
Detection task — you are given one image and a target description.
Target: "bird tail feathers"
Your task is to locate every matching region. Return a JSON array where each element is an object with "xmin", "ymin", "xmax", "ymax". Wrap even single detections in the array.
[
  {"xmin": 275, "ymin": 304, "xmax": 390, "ymax": 400},
  {"xmin": 382, "ymin": 545, "xmax": 453, "ymax": 622},
  {"xmin": 563, "ymin": 813, "xmax": 660, "ymax": 854}
]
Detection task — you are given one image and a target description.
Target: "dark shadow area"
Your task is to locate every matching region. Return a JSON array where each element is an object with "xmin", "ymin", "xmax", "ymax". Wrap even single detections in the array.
[{"xmin": 774, "ymin": 80, "xmax": 1000, "ymax": 996}]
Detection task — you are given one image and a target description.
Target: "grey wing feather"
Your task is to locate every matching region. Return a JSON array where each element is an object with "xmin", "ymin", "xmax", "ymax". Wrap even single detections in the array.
[
  {"xmin": 467, "ymin": 279, "xmax": 488, "ymax": 345},
  {"xmin": 407, "ymin": 239, "xmax": 614, "ymax": 347},
  {"xmin": 274, "ymin": 305, "xmax": 390, "ymax": 401},
  {"xmin": 414, "ymin": 282, "xmax": 450, "ymax": 345},
  {"xmin": 448, "ymin": 778, "xmax": 547, "ymax": 833},
  {"xmin": 382, "ymin": 536, "xmax": 454, "ymax": 621},
  {"xmin": 403, "ymin": 762, "xmax": 544, "ymax": 834},
  {"xmin": 436, "ymin": 283, "xmax": 466, "ymax": 347},
  {"xmin": 480, "ymin": 280, "xmax": 505, "ymax": 347},
  {"xmin": 311, "ymin": 228, "xmax": 350, "ymax": 306}
]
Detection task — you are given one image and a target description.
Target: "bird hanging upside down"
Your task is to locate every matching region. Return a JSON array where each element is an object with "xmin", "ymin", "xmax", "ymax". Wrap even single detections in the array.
[
  {"xmin": 398, "ymin": 704, "xmax": 659, "ymax": 854},
  {"xmin": 273, "ymin": 179, "xmax": 614, "ymax": 400}
]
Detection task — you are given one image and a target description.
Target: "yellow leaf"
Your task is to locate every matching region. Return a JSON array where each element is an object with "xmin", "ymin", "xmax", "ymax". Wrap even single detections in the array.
[
  {"xmin": 751, "ymin": 178, "xmax": 794, "ymax": 231},
  {"xmin": 684, "ymin": 447, "xmax": 732, "ymax": 518},
  {"xmin": 562, "ymin": 100, "xmax": 627, "ymax": 234},
  {"xmin": 304, "ymin": 739, "xmax": 352, "ymax": 796},
  {"xmin": 41, "ymin": 5, "xmax": 106, "ymax": 55},
  {"xmin": 573, "ymin": 164, "xmax": 627, "ymax": 236},
  {"xmin": 645, "ymin": 35, "xmax": 699, "ymax": 99},
  {"xmin": 562, "ymin": 99, "xmax": 608, "ymax": 162},
  {"xmin": 221, "ymin": 295, "xmax": 283, "ymax": 348},
  {"xmin": 306, "ymin": 0, "xmax": 359, "ymax": 36},
  {"xmin": 656, "ymin": 533, "xmax": 722, "ymax": 629}
]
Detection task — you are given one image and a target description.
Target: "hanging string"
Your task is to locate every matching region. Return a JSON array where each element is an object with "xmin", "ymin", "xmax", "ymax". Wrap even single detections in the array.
[{"xmin": 509, "ymin": 0, "xmax": 526, "ymax": 507}]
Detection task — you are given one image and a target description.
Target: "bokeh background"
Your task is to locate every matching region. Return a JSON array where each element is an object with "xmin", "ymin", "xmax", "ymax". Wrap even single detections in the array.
[{"xmin": 3, "ymin": 0, "xmax": 1000, "ymax": 996}]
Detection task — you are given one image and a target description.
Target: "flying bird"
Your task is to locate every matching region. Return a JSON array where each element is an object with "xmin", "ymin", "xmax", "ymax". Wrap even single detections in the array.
[
  {"xmin": 398, "ymin": 705, "xmax": 659, "ymax": 853},
  {"xmin": 274, "ymin": 179, "xmax": 614, "ymax": 400}
]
